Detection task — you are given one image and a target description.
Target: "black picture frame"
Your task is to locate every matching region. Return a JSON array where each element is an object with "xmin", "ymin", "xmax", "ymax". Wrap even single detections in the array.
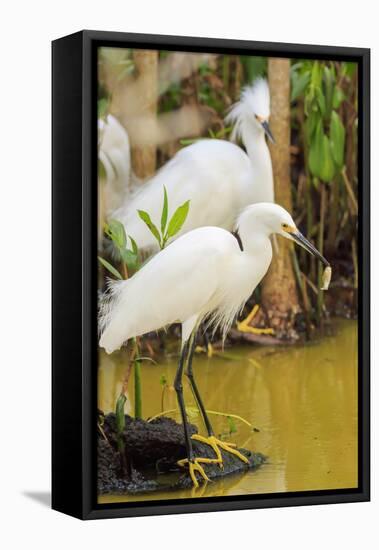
[{"xmin": 52, "ymin": 30, "xmax": 370, "ymax": 520}]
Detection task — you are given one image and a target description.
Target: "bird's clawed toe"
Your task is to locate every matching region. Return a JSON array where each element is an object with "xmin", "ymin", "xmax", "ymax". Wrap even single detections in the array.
[
  {"xmin": 177, "ymin": 457, "xmax": 215, "ymax": 488},
  {"xmin": 237, "ymin": 304, "xmax": 274, "ymax": 335},
  {"xmin": 191, "ymin": 434, "xmax": 250, "ymax": 468}
]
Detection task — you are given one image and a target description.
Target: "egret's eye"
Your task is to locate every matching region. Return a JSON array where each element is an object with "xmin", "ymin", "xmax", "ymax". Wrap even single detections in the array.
[{"xmin": 281, "ymin": 223, "xmax": 296, "ymax": 234}]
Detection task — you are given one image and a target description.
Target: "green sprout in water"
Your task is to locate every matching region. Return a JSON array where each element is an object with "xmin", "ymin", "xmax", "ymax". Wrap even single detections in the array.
[
  {"xmin": 138, "ymin": 186, "xmax": 190, "ymax": 250},
  {"xmin": 223, "ymin": 415, "xmax": 238, "ymax": 440}
]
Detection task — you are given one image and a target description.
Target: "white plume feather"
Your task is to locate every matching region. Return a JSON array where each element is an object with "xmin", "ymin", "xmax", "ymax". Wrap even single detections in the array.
[{"xmin": 225, "ymin": 77, "xmax": 270, "ymax": 143}]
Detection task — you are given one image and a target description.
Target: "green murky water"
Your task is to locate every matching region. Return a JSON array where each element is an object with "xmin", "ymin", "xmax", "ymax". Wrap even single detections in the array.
[{"xmin": 98, "ymin": 319, "xmax": 358, "ymax": 503}]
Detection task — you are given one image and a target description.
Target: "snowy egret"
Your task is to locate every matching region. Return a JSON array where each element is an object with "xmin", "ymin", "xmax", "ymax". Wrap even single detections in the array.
[
  {"xmin": 98, "ymin": 114, "xmax": 131, "ymax": 216},
  {"xmin": 99, "ymin": 203, "xmax": 330, "ymax": 487},
  {"xmin": 111, "ymin": 78, "xmax": 275, "ymax": 341},
  {"xmin": 113, "ymin": 78, "xmax": 274, "ymax": 251}
]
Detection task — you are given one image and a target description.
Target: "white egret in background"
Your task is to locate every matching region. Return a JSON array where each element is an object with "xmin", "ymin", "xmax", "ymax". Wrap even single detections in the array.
[
  {"xmin": 114, "ymin": 79, "xmax": 274, "ymax": 246},
  {"xmin": 98, "ymin": 114, "xmax": 132, "ymax": 216},
  {"xmin": 113, "ymin": 78, "xmax": 275, "ymax": 337},
  {"xmin": 99, "ymin": 203, "xmax": 330, "ymax": 487}
]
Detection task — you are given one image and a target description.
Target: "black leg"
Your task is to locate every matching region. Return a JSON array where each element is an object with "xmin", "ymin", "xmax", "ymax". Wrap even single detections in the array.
[
  {"xmin": 185, "ymin": 331, "xmax": 215, "ymax": 437},
  {"xmin": 203, "ymin": 327, "xmax": 213, "ymax": 355},
  {"xmin": 174, "ymin": 340, "xmax": 194, "ymax": 462},
  {"xmin": 203, "ymin": 328, "xmax": 210, "ymax": 350}
]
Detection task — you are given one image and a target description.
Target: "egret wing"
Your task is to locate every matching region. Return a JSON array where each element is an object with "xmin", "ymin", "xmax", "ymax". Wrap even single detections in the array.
[{"xmin": 99, "ymin": 227, "xmax": 232, "ymax": 353}]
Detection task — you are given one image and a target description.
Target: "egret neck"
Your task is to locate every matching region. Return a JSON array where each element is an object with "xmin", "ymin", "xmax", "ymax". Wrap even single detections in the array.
[
  {"xmin": 243, "ymin": 122, "xmax": 274, "ymax": 204},
  {"xmin": 236, "ymin": 206, "xmax": 273, "ymax": 273}
]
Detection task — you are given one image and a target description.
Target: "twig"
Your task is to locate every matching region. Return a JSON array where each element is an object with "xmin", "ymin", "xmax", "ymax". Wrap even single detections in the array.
[
  {"xmin": 304, "ymin": 275, "xmax": 319, "ymax": 296},
  {"xmin": 147, "ymin": 408, "xmax": 252, "ymax": 427},
  {"xmin": 97, "ymin": 422, "xmax": 110, "ymax": 445},
  {"xmin": 341, "ymin": 166, "xmax": 358, "ymax": 216},
  {"xmin": 122, "ymin": 261, "xmax": 129, "ymax": 280},
  {"xmin": 147, "ymin": 409, "xmax": 177, "ymax": 422}
]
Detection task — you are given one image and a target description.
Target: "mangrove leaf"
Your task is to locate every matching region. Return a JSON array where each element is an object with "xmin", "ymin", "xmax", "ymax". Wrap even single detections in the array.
[
  {"xmin": 138, "ymin": 210, "xmax": 162, "ymax": 246},
  {"xmin": 291, "ymin": 70, "xmax": 310, "ymax": 102},
  {"xmin": 161, "ymin": 186, "xmax": 168, "ymax": 235},
  {"xmin": 308, "ymin": 119, "xmax": 324, "ymax": 178},
  {"xmin": 330, "ymin": 110, "xmax": 345, "ymax": 169},
  {"xmin": 319, "ymin": 134, "xmax": 335, "ymax": 182},
  {"xmin": 166, "ymin": 200, "xmax": 190, "ymax": 239},
  {"xmin": 98, "ymin": 256, "xmax": 123, "ymax": 280}
]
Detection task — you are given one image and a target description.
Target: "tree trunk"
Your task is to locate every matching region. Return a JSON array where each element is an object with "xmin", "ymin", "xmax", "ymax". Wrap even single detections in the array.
[
  {"xmin": 131, "ymin": 50, "xmax": 158, "ymax": 179},
  {"xmin": 261, "ymin": 58, "xmax": 301, "ymax": 340}
]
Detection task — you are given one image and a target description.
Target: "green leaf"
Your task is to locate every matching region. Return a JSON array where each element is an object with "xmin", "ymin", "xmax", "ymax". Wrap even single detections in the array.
[
  {"xmin": 216, "ymin": 126, "xmax": 232, "ymax": 138},
  {"xmin": 304, "ymin": 86, "xmax": 315, "ymax": 116},
  {"xmin": 308, "ymin": 119, "xmax": 335, "ymax": 181},
  {"xmin": 179, "ymin": 138, "xmax": 199, "ymax": 146},
  {"xmin": 104, "ymin": 219, "xmax": 127, "ymax": 250},
  {"xmin": 315, "ymin": 87, "xmax": 326, "ymax": 117},
  {"xmin": 332, "ymin": 87, "xmax": 345, "ymax": 109},
  {"xmin": 166, "ymin": 200, "xmax": 190, "ymax": 239},
  {"xmin": 308, "ymin": 119, "xmax": 324, "ymax": 178},
  {"xmin": 311, "ymin": 61, "xmax": 322, "ymax": 89},
  {"xmin": 319, "ymin": 134, "xmax": 335, "ymax": 182},
  {"xmin": 159, "ymin": 374, "xmax": 168, "ymax": 386},
  {"xmin": 161, "ymin": 186, "xmax": 168, "ymax": 235},
  {"xmin": 330, "ymin": 110, "xmax": 345, "ymax": 169},
  {"xmin": 291, "ymin": 70, "xmax": 310, "ymax": 102},
  {"xmin": 342, "ymin": 61, "xmax": 357, "ymax": 79},
  {"xmin": 137, "ymin": 210, "xmax": 162, "ymax": 246},
  {"xmin": 323, "ymin": 65, "xmax": 335, "ymax": 119},
  {"xmin": 129, "ymin": 235, "xmax": 139, "ymax": 256},
  {"xmin": 120, "ymin": 248, "xmax": 139, "ymax": 271},
  {"xmin": 305, "ymin": 111, "xmax": 319, "ymax": 141},
  {"xmin": 98, "ymin": 256, "xmax": 123, "ymax": 280}
]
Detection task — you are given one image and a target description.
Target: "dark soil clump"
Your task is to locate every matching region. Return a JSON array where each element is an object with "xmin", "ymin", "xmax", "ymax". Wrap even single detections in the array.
[{"xmin": 98, "ymin": 413, "xmax": 266, "ymax": 495}]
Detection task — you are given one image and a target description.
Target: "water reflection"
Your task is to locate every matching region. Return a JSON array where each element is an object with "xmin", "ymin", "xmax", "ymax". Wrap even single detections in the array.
[{"xmin": 98, "ymin": 319, "xmax": 358, "ymax": 503}]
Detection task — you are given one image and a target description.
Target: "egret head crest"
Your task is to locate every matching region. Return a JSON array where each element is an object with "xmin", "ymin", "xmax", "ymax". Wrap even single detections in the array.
[{"xmin": 225, "ymin": 78, "xmax": 274, "ymax": 143}]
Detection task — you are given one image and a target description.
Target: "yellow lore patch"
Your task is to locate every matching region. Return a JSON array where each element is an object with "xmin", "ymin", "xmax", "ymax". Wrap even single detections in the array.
[{"xmin": 281, "ymin": 224, "xmax": 297, "ymax": 234}]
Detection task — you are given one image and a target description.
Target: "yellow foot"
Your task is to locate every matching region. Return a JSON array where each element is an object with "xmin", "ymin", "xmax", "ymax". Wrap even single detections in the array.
[
  {"xmin": 191, "ymin": 434, "xmax": 250, "ymax": 468},
  {"xmin": 207, "ymin": 342, "xmax": 214, "ymax": 358},
  {"xmin": 195, "ymin": 343, "xmax": 214, "ymax": 357},
  {"xmin": 177, "ymin": 457, "xmax": 215, "ymax": 488},
  {"xmin": 237, "ymin": 304, "xmax": 274, "ymax": 335}
]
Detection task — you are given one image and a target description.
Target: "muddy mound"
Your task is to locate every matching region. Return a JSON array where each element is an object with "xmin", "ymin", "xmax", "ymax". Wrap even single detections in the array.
[{"xmin": 98, "ymin": 413, "xmax": 266, "ymax": 494}]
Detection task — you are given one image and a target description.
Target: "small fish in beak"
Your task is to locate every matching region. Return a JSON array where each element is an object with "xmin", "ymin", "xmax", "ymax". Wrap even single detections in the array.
[
  {"xmin": 320, "ymin": 266, "xmax": 332, "ymax": 291},
  {"xmin": 290, "ymin": 230, "xmax": 332, "ymax": 290}
]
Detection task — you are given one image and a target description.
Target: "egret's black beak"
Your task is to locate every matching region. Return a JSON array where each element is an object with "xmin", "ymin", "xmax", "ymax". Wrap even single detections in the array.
[
  {"xmin": 292, "ymin": 231, "xmax": 330, "ymax": 267},
  {"xmin": 261, "ymin": 120, "xmax": 275, "ymax": 144}
]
